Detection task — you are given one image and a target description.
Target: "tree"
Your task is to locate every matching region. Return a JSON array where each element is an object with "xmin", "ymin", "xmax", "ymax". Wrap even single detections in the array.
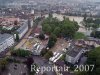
[
  {"xmin": 0, "ymin": 58, "xmax": 8, "ymax": 71},
  {"xmin": 40, "ymin": 49, "xmax": 48, "ymax": 56},
  {"xmin": 42, "ymin": 73, "xmax": 47, "ymax": 75},
  {"xmin": 76, "ymin": 47, "xmax": 100, "ymax": 75},
  {"xmin": 74, "ymin": 32, "xmax": 86, "ymax": 40},
  {"xmin": 26, "ymin": 57, "xmax": 34, "ymax": 71},
  {"xmin": 91, "ymin": 31, "xmax": 100, "ymax": 38},
  {"xmin": 11, "ymin": 49, "xmax": 31, "ymax": 57},
  {"xmin": 16, "ymin": 33, "xmax": 19, "ymax": 42},
  {"xmin": 42, "ymin": 24, "xmax": 52, "ymax": 34},
  {"xmin": 84, "ymin": 18, "xmax": 100, "ymax": 30},
  {"xmin": 75, "ymin": 71, "xmax": 88, "ymax": 75},
  {"xmin": 14, "ymin": 20, "xmax": 18, "ymax": 25},
  {"xmin": 42, "ymin": 16, "xmax": 79, "ymax": 38},
  {"xmin": 86, "ymin": 47, "xmax": 100, "ymax": 75},
  {"xmin": 39, "ymin": 32, "xmax": 45, "ymax": 40},
  {"xmin": 44, "ymin": 51, "xmax": 53, "ymax": 60},
  {"xmin": 83, "ymin": 13, "xmax": 87, "ymax": 22},
  {"xmin": 53, "ymin": 27, "xmax": 61, "ymax": 37},
  {"xmin": 49, "ymin": 13, "xmax": 53, "ymax": 18},
  {"xmin": 47, "ymin": 34, "xmax": 57, "ymax": 48}
]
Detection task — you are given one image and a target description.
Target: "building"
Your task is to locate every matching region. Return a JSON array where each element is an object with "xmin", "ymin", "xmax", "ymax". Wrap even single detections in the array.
[
  {"xmin": 32, "ymin": 43, "xmax": 44, "ymax": 55},
  {"xmin": 0, "ymin": 17, "xmax": 20, "ymax": 30},
  {"xmin": 76, "ymin": 39, "xmax": 100, "ymax": 48},
  {"xmin": 28, "ymin": 19, "xmax": 34, "ymax": 28},
  {"xmin": 34, "ymin": 26, "xmax": 42, "ymax": 37},
  {"xmin": 0, "ymin": 33, "xmax": 15, "ymax": 53},
  {"xmin": 15, "ymin": 20, "xmax": 28, "ymax": 39},
  {"xmin": 49, "ymin": 52, "xmax": 63, "ymax": 63},
  {"xmin": 97, "ymin": 28, "xmax": 100, "ymax": 31},
  {"xmin": 65, "ymin": 44, "xmax": 85, "ymax": 64}
]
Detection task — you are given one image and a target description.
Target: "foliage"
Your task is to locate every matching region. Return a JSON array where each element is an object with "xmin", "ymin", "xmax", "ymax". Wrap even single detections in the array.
[
  {"xmin": 44, "ymin": 51, "xmax": 53, "ymax": 60},
  {"xmin": 59, "ymin": 54, "xmax": 66, "ymax": 61},
  {"xmin": 84, "ymin": 18, "xmax": 100, "ymax": 30},
  {"xmin": 0, "ymin": 26, "xmax": 19, "ymax": 34},
  {"xmin": 29, "ymin": 64, "xmax": 38, "ymax": 75},
  {"xmin": 47, "ymin": 33, "xmax": 57, "ymax": 48},
  {"xmin": 42, "ymin": 16, "xmax": 79, "ymax": 38},
  {"xmin": 14, "ymin": 20, "xmax": 18, "ymax": 25},
  {"xmin": 75, "ymin": 71, "xmax": 88, "ymax": 75},
  {"xmin": 15, "ymin": 33, "xmax": 19, "ymax": 42},
  {"xmin": 26, "ymin": 57, "xmax": 34, "ymax": 71},
  {"xmin": 74, "ymin": 32, "xmax": 86, "ymax": 40},
  {"xmin": 76, "ymin": 47, "xmax": 100, "ymax": 75},
  {"xmin": 40, "ymin": 49, "xmax": 48, "ymax": 56},
  {"xmin": 11, "ymin": 49, "xmax": 31, "ymax": 57},
  {"xmin": 91, "ymin": 31, "xmax": 100, "ymax": 39},
  {"xmin": 0, "ymin": 58, "xmax": 8, "ymax": 71},
  {"xmin": 39, "ymin": 32, "xmax": 45, "ymax": 40}
]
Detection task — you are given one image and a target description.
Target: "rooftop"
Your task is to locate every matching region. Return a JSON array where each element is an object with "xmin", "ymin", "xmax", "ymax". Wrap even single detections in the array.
[
  {"xmin": 17, "ymin": 20, "xmax": 28, "ymax": 34},
  {"xmin": 67, "ymin": 45, "xmax": 84, "ymax": 57},
  {"xmin": 0, "ymin": 33, "xmax": 13, "ymax": 43}
]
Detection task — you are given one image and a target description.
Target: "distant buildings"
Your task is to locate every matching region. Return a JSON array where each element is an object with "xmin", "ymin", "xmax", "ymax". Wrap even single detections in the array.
[
  {"xmin": 0, "ymin": 33, "xmax": 15, "ymax": 53},
  {"xmin": 0, "ymin": 17, "xmax": 20, "ymax": 30}
]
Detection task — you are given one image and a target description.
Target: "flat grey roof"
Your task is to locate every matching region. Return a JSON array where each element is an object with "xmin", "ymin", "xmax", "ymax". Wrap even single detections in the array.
[
  {"xmin": 0, "ymin": 33, "xmax": 12, "ymax": 43},
  {"xmin": 67, "ymin": 45, "xmax": 83, "ymax": 57}
]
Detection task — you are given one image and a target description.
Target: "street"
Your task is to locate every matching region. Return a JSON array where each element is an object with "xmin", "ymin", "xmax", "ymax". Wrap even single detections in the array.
[
  {"xmin": 15, "ymin": 28, "xmax": 33, "ymax": 49},
  {"xmin": 33, "ymin": 56, "xmax": 56, "ymax": 75}
]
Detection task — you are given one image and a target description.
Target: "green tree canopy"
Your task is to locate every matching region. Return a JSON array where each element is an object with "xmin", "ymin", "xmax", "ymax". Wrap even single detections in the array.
[
  {"xmin": 44, "ymin": 51, "xmax": 53, "ymax": 60},
  {"xmin": 86, "ymin": 47, "xmax": 100, "ymax": 75},
  {"xmin": 11, "ymin": 49, "xmax": 31, "ymax": 57},
  {"xmin": 47, "ymin": 33, "xmax": 57, "ymax": 48},
  {"xmin": 42, "ymin": 16, "xmax": 79, "ymax": 38}
]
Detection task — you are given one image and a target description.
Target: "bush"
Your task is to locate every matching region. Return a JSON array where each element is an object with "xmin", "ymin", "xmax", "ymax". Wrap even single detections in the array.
[
  {"xmin": 74, "ymin": 32, "xmax": 86, "ymax": 40},
  {"xmin": 0, "ymin": 58, "xmax": 8, "ymax": 71},
  {"xmin": 40, "ymin": 49, "xmax": 48, "ymax": 56},
  {"xmin": 47, "ymin": 34, "xmax": 57, "ymax": 48},
  {"xmin": 39, "ymin": 32, "xmax": 45, "ymax": 40},
  {"xmin": 44, "ymin": 51, "xmax": 53, "ymax": 60},
  {"xmin": 11, "ymin": 49, "xmax": 31, "ymax": 57}
]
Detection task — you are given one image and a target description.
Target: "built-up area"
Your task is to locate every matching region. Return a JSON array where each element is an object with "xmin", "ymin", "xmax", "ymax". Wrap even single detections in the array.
[{"xmin": 0, "ymin": 2, "xmax": 100, "ymax": 75}]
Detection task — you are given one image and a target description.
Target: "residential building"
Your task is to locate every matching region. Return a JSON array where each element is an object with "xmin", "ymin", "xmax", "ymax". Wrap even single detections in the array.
[
  {"xmin": 65, "ymin": 45, "xmax": 85, "ymax": 64},
  {"xmin": 28, "ymin": 19, "xmax": 34, "ymax": 28},
  {"xmin": 0, "ymin": 33, "xmax": 15, "ymax": 53},
  {"xmin": 15, "ymin": 20, "xmax": 28, "ymax": 39},
  {"xmin": 0, "ymin": 17, "xmax": 20, "ymax": 30}
]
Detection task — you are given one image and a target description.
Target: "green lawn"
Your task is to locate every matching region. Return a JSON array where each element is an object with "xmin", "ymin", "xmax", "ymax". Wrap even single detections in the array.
[{"xmin": 74, "ymin": 32, "xmax": 86, "ymax": 40}]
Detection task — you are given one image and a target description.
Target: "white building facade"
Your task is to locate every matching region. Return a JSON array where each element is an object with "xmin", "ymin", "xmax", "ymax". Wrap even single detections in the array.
[
  {"xmin": 0, "ymin": 34, "xmax": 15, "ymax": 53},
  {"xmin": 16, "ymin": 20, "xmax": 28, "ymax": 39}
]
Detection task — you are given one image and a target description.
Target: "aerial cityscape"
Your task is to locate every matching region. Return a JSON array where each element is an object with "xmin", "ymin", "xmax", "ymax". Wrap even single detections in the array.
[{"xmin": 0, "ymin": 0, "xmax": 100, "ymax": 75}]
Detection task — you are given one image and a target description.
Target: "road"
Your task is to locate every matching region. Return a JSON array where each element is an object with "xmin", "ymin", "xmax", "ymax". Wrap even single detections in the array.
[
  {"xmin": 15, "ymin": 19, "xmax": 44, "ymax": 49},
  {"xmin": 5, "ymin": 28, "xmax": 33, "ymax": 56},
  {"xmin": 33, "ymin": 56, "xmax": 56, "ymax": 75},
  {"xmin": 15, "ymin": 28, "xmax": 33, "ymax": 49}
]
